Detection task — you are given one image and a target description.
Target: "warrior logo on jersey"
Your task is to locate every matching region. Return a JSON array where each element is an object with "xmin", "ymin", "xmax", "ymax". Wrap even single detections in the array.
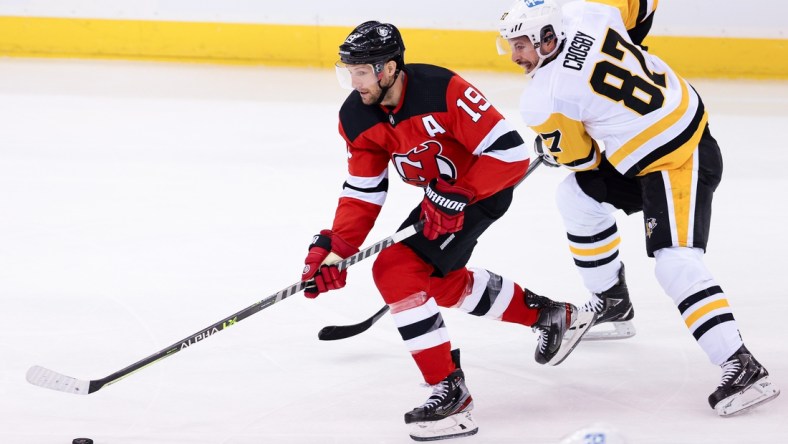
[
  {"xmin": 525, "ymin": 0, "xmax": 545, "ymax": 7},
  {"xmin": 646, "ymin": 218, "xmax": 658, "ymax": 238},
  {"xmin": 393, "ymin": 140, "xmax": 457, "ymax": 187}
]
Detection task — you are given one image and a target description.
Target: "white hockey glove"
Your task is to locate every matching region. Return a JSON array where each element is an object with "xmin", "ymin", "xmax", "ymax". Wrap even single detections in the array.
[{"xmin": 533, "ymin": 136, "xmax": 561, "ymax": 168}]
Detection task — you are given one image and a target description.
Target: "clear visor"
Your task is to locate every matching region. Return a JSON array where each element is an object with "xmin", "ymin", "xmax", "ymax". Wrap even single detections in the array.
[
  {"xmin": 496, "ymin": 35, "xmax": 513, "ymax": 55},
  {"xmin": 334, "ymin": 61, "xmax": 381, "ymax": 90}
]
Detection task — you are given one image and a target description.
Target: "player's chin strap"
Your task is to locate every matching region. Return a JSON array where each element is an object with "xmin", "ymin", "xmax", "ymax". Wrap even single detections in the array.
[
  {"xmin": 529, "ymin": 40, "xmax": 565, "ymax": 78},
  {"xmin": 318, "ymin": 157, "xmax": 544, "ymax": 341},
  {"xmin": 373, "ymin": 65, "xmax": 402, "ymax": 106}
]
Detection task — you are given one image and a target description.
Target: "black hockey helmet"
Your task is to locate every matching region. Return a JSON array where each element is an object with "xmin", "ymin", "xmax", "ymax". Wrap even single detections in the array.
[{"xmin": 339, "ymin": 21, "xmax": 405, "ymax": 69}]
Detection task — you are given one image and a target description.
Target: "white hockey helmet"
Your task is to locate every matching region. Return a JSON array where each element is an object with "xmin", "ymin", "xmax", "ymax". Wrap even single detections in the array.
[{"xmin": 497, "ymin": 0, "xmax": 566, "ymax": 73}]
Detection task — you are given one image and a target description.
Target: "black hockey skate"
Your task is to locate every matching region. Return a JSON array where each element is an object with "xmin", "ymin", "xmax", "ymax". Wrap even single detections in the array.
[
  {"xmin": 565, "ymin": 263, "xmax": 636, "ymax": 341},
  {"xmin": 405, "ymin": 349, "xmax": 478, "ymax": 441},
  {"xmin": 708, "ymin": 345, "xmax": 780, "ymax": 416},
  {"xmin": 526, "ymin": 291, "xmax": 596, "ymax": 366}
]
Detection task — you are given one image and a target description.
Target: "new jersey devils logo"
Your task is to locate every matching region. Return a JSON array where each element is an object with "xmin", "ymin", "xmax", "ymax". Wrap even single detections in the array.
[{"xmin": 393, "ymin": 140, "xmax": 457, "ymax": 186}]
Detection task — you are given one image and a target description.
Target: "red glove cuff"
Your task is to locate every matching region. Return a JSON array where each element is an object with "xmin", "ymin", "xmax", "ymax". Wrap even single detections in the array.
[{"xmin": 301, "ymin": 230, "xmax": 359, "ymax": 298}]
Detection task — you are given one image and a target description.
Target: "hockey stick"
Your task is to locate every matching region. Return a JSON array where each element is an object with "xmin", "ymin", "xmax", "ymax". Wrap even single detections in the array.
[
  {"xmin": 318, "ymin": 157, "xmax": 544, "ymax": 341},
  {"xmin": 25, "ymin": 221, "xmax": 425, "ymax": 395},
  {"xmin": 318, "ymin": 305, "xmax": 391, "ymax": 341}
]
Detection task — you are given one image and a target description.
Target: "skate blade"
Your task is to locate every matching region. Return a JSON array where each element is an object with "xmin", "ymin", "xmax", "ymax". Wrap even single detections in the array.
[
  {"xmin": 548, "ymin": 311, "xmax": 597, "ymax": 366},
  {"xmin": 715, "ymin": 376, "xmax": 780, "ymax": 417},
  {"xmin": 409, "ymin": 411, "xmax": 479, "ymax": 441},
  {"xmin": 564, "ymin": 320, "xmax": 636, "ymax": 342}
]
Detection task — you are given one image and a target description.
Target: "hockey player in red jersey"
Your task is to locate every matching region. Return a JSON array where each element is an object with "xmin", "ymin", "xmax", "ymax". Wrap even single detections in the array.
[
  {"xmin": 300, "ymin": 20, "xmax": 595, "ymax": 441},
  {"xmin": 497, "ymin": 0, "xmax": 779, "ymax": 416}
]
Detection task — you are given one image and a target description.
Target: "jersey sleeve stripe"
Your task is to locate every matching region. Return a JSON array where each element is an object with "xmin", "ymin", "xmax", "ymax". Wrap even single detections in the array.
[
  {"xmin": 343, "ymin": 177, "xmax": 389, "ymax": 194},
  {"xmin": 340, "ymin": 188, "xmax": 387, "ymax": 206},
  {"xmin": 482, "ymin": 138, "xmax": 530, "ymax": 163},
  {"xmin": 481, "ymin": 130, "xmax": 525, "ymax": 155},
  {"xmin": 340, "ymin": 171, "xmax": 389, "ymax": 206},
  {"xmin": 472, "ymin": 119, "xmax": 523, "ymax": 156}
]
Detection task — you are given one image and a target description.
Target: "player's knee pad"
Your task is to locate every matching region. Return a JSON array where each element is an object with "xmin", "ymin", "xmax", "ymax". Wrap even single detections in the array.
[
  {"xmin": 372, "ymin": 243, "xmax": 432, "ymax": 305},
  {"xmin": 556, "ymin": 174, "xmax": 617, "ymax": 234},
  {"xmin": 654, "ymin": 247, "xmax": 715, "ymax": 305}
]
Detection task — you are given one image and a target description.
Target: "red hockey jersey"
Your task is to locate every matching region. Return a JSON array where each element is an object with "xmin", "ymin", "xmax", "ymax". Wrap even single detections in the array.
[{"xmin": 333, "ymin": 64, "xmax": 529, "ymax": 247}]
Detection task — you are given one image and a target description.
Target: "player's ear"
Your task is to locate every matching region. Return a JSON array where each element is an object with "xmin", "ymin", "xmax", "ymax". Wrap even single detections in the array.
[{"xmin": 384, "ymin": 60, "xmax": 398, "ymax": 76}]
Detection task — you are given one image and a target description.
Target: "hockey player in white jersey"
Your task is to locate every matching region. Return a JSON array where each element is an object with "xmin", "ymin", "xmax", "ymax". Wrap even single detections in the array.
[{"xmin": 496, "ymin": 0, "xmax": 779, "ymax": 416}]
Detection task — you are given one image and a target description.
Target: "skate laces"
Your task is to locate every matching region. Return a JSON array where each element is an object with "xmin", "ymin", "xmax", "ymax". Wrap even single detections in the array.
[
  {"xmin": 420, "ymin": 380, "xmax": 451, "ymax": 409},
  {"xmin": 719, "ymin": 358, "xmax": 742, "ymax": 387},
  {"xmin": 582, "ymin": 294, "xmax": 604, "ymax": 313},
  {"xmin": 531, "ymin": 325, "xmax": 549, "ymax": 353}
]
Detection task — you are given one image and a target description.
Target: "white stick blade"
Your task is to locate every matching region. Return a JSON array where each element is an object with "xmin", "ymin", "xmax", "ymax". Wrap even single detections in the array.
[{"xmin": 26, "ymin": 365, "xmax": 90, "ymax": 395}]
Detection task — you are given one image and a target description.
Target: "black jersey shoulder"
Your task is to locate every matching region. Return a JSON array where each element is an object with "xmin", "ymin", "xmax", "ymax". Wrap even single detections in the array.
[
  {"xmin": 398, "ymin": 64, "xmax": 454, "ymax": 120},
  {"xmin": 339, "ymin": 91, "xmax": 388, "ymax": 144},
  {"xmin": 339, "ymin": 64, "xmax": 457, "ymax": 143}
]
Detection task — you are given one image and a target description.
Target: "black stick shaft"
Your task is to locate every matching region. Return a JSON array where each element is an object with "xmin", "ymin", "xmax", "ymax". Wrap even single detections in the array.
[{"xmin": 85, "ymin": 222, "xmax": 423, "ymax": 393}]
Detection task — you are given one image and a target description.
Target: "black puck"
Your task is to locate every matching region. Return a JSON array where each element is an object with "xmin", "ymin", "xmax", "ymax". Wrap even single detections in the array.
[{"xmin": 73, "ymin": 439, "xmax": 93, "ymax": 444}]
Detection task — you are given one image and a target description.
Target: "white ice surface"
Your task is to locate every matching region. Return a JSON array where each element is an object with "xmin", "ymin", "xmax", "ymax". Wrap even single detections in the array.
[{"xmin": 1, "ymin": 59, "xmax": 786, "ymax": 444}]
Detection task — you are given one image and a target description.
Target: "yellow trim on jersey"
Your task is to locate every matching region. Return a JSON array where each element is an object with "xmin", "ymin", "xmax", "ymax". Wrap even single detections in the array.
[
  {"xmin": 642, "ymin": 111, "xmax": 708, "ymax": 176},
  {"xmin": 0, "ymin": 16, "xmax": 786, "ymax": 79},
  {"xmin": 569, "ymin": 237, "xmax": 621, "ymax": 257},
  {"xmin": 607, "ymin": 76, "xmax": 691, "ymax": 168},
  {"xmin": 533, "ymin": 113, "xmax": 601, "ymax": 171},
  {"xmin": 586, "ymin": 0, "xmax": 657, "ymax": 30},
  {"xmin": 684, "ymin": 299, "xmax": 729, "ymax": 328},
  {"xmin": 606, "ymin": 75, "xmax": 709, "ymax": 177}
]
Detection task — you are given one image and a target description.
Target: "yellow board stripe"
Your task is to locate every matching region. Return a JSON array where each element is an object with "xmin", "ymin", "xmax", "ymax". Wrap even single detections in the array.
[
  {"xmin": 569, "ymin": 237, "xmax": 621, "ymax": 257},
  {"xmin": 684, "ymin": 298, "xmax": 729, "ymax": 328},
  {"xmin": 1, "ymin": 16, "xmax": 786, "ymax": 78}
]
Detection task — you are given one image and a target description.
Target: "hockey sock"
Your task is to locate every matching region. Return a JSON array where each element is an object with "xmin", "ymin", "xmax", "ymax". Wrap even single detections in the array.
[
  {"xmin": 655, "ymin": 247, "xmax": 743, "ymax": 365},
  {"xmin": 556, "ymin": 175, "xmax": 622, "ymax": 293},
  {"xmin": 390, "ymin": 293, "xmax": 454, "ymax": 385}
]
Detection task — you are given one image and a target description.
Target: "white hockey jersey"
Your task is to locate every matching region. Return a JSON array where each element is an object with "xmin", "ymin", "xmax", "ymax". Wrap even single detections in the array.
[{"xmin": 520, "ymin": 0, "xmax": 708, "ymax": 178}]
